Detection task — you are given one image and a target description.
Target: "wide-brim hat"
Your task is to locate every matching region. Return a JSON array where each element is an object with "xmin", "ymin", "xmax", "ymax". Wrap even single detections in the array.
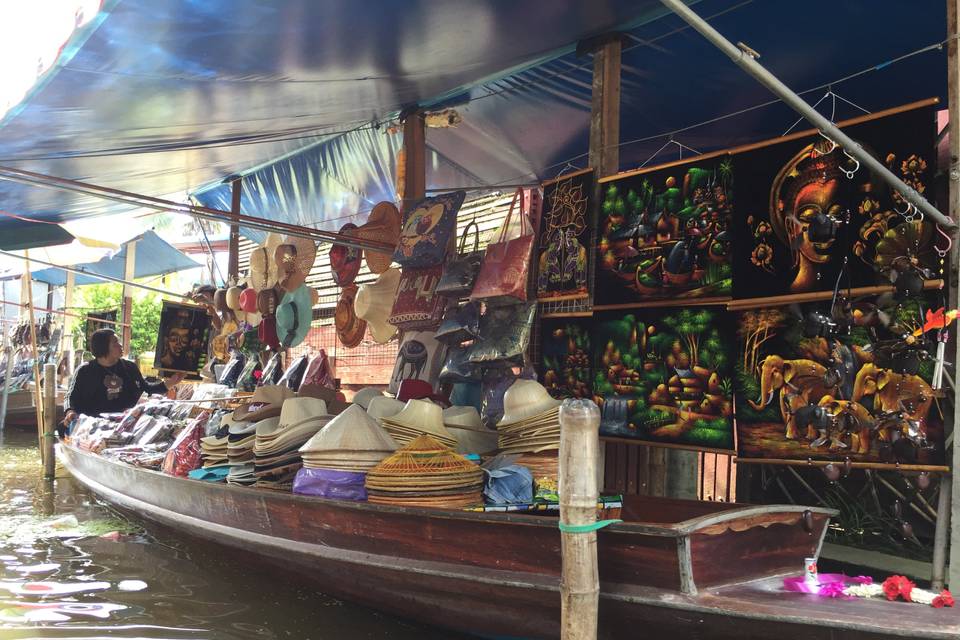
[
  {"xmin": 351, "ymin": 387, "xmax": 384, "ymax": 410},
  {"xmin": 329, "ymin": 223, "xmax": 363, "ymax": 286},
  {"xmin": 249, "ymin": 233, "xmax": 283, "ymax": 290},
  {"xmin": 276, "ymin": 284, "xmax": 313, "ymax": 349},
  {"xmin": 213, "ymin": 288, "xmax": 230, "ymax": 313},
  {"xmin": 299, "ymin": 404, "xmax": 397, "ymax": 453},
  {"xmin": 356, "ymin": 202, "xmax": 401, "ymax": 274},
  {"xmin": 257, "ymin": 285, "xmax": 281, "ymax": 317},
  {"xmin": 277, "ymin": 397, "xmax": 330, "ymax": 431},
  {"xmin": 233, "ymin": 384, "xmax": 296, "ymax": 422},
  {"xmin": 381, "ymin": 399, "xmax": 455, "ymax": 442},
  {"xmin": 354, "ymin": 268, "xmax": 400, "ymax": 344},
  {"xmin": 298, "ymin": 383, "xmax": 350, "ymax": 415},
  {"xmin": 335, "ymin": 285, "xmax": 366, "ymax": 349},
  {"xmin": 366, "ymin": 396, "xmax": 405, "ymax": 421},
  {"xmin": 276, "ymin": 234, "xmax": 318, "ymax": 279},
  {"xmin": 226, "ymin": 286, "xmax": 243, "ymax": 311},
  {"xmin": 443, "ymin": 406, "xmax": 483, "ymax": 430},
  {"xmin": 498, "ymin": 379, "xmax": 563, "ymax": 427}
]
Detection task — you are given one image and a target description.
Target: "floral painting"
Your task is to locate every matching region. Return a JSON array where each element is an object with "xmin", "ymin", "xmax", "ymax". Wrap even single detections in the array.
[
  {"xmin": 732, "ymin": 104, "xmax": 942, "ymax": 299},
  {"xmin": 536, "ymin": 169, "xmax": 594, "ymax": 301},
  {"xmin": 591, "ymin": 307, "xmax": 734, "ymax": 452},
  {"xmin": 594, "ymin": 155, "xmax": 732, "ymax": 306}
]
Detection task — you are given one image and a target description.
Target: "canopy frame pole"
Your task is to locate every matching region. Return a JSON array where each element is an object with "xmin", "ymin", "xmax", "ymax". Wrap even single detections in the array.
[
  {"xmin": 228, "ymin": 177, "xmax": 242, "ymax": 281},
  {"xmin": 658, "ymin": 0, "xmax": 957, "ymax": 232},
  {"xmin": 0, "ymin": 165, "xmax": 396, "ymax": 252},
  {"xmin": 121, "ymin": 239, "xmax": 136, "ymax": 357},
  {"xmin": 947, "ymin": 0, "xmax": 960, "ymax": 592},
  {"xmin": 62, "ymin": 271, "xmax": 75, "ymax": 379},
  {"xmin": 23, "ymin": 253, "xmax": 45, "ymax": 462}
]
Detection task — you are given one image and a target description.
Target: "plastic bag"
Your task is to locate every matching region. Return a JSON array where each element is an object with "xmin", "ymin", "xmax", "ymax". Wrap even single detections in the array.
[
  {"xmin": 292, "ymin": 468, "xmax": 367, "ymax": 501},
  {"xmin": 161, "ymin": 412, "xmax": 208, "ymax": 477}
]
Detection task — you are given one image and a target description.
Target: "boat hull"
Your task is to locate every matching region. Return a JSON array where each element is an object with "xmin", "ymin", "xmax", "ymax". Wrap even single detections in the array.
[{"xmin": 60, "ymin": 445, "xmax": 960, "ymax": 639}]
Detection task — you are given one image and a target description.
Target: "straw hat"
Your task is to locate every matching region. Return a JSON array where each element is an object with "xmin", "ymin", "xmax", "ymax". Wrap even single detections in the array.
[
  {"xmin": 298, "ymin": 383, "xmax": 350, "ymax": 415},
  {"xmin": 354, "ymin": 268, "xmax": 400, "ymax": 344},
  {"xmin": 351, "ymin": 387, "xmax": 383, "ymax": 410},
  {"xmin": 249, "ymin": 233, "xmax": 283, "ymax": 290},
  {"xmin": 299, "ymin": 405, "xmax": 397, "ymax": 453},
  {"xmin": 498, "ymin": 380, "xmax": 562, "ymax": 426},
  {"xmin": 335, "ymin": 284, "xmax": 366, "ymax": 349},
  {"xmin": 442, "ymin": 406, "xmax": 483, "ymax": 430},
  {"xmin": 329, "ymin": 223, "xmax": 363, "ymax": 286},
  {"xmin": 356, "ymin": 202, "xmax": 401, "ymax": 274},
  {"xmin": 277, "ymin": 396, "xmax": 330, "ymax": 429},
  {"xmin": 275, "ymin": 234, "xmax": 317, "ymax": 292},
  {"xmin": 366, "ymin": 396, "xmax": 405, "ymax": 422},
  {"xmin": 275, "ymin": 284, "xmax": 313, "ymax": 349},
  {"xmin": 226, "ymin": 286, "xmax": 243, "ymax": 311},
  {"xmin": 381, "ymin": 399, "xmax": 456, "ymax": 443},
  {"xmin": 233, "ymin": 385, "xmax": 296, "ymax": 422}
]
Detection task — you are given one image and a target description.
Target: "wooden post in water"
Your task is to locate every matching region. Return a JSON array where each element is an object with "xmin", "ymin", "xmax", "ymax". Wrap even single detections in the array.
[
  {"xmin": 23, "ymin": 253, "xmax": 45, "ymax": 461},
  {"xmin": 559, "ymin": 398, "xmax": 601, "ymax": 640},
  {"xmin": 947, "ymin": 0, "xmax": 960, "ymax": 591},
  {"xmin": 42, "ymin": 363, "xmax": 56, "ymax": 480}
]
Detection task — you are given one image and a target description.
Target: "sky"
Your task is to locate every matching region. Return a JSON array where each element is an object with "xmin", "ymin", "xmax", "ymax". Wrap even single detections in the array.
[{"xmin": 0, "ymin": 0, "xmax": 101, "ymax": 121}]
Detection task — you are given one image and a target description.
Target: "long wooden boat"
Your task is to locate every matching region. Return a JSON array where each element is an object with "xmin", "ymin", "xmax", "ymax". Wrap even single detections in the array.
[{"xmin": 59, "ymin": 443, "xmax": 959, "ymax": 639}]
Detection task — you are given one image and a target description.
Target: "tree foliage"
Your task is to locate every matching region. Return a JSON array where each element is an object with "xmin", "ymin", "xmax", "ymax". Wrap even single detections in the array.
[{"xmin": 74, "ymin": 283, "xmax": 163, "ymax": 359}]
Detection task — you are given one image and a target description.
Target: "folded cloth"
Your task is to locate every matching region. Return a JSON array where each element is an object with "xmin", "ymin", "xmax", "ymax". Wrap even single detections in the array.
[{"xmin": 188, "ymin": 465, "xmax": 231, "ymax": 482}]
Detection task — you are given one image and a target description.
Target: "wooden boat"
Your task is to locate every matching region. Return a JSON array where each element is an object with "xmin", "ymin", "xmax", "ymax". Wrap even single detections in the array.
[{"xmin": 59, "ymin": 443, "xmax": 959, "ymax": 639}]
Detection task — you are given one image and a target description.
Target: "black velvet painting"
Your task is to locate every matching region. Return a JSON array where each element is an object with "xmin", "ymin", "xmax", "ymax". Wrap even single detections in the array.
[
  {"xmin": 591, "ymin": 307, "xmax": 734, "ymax": 452},
  {"xmin": 595, "ymin": 155, "xmax": 733, "ymax": 306},
  {"xmin": 732, "ymin": 104, "xmax": 943, "ymax": 300},
  {"xmin": 536, "ymin": 169, "xmax": 594, "ymax": 302},
  {"xmin": 153, "ymin": 301, "xmax": 211, "ymax": 374},
  {"xmin": 733, "ymin": 293, "xmax": 946, "ymax": 468},
  {"xmin": 539, "ymin": 318, "xmax": 591, "ymax": 400}
]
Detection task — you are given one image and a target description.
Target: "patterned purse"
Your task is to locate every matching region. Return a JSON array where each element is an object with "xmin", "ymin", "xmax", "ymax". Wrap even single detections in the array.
[
  {"xmin": 392, "ymin": 191, "xmax": 466, "ymax": 268},
  {"xmin": 470, "ymin": 188, "xmax": 535, "ymax": 304},
  {"xmin": 388, "ymin": 264, "xmax": 448, "ymax": 330}
]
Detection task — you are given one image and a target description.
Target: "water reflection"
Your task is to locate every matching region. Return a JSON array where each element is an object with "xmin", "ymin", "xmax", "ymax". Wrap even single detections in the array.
[{"xmin": 0, "ymin": 428, "xmax": 463, "ymax": 639}]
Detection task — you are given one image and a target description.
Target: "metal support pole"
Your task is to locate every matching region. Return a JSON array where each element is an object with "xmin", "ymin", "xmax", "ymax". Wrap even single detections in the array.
[
  {"xmin": 42, "ymin": 363, "xmax": 56, "ymax": 480},
  {"xmin": 947, "ymin": 0, "xmax": 960, "ymax": 591},
  {"xmin": 659, "ymin": 0, "xmax": 956, "ymax": 231},
  {"xmin": 933, "ymin": 475, "xmax": 952, "ymax": 590}
]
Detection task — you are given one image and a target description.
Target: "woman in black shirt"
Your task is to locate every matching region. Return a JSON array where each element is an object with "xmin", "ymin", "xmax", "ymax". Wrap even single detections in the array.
[{"xmin": 63, "ymin": 329, "xmax": 185, "ymax": 423}]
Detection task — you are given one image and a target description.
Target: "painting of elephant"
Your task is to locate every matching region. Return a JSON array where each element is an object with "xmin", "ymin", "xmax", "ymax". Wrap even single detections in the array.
[
  {"xmin": 852, "ymin": 362, "xmax": 933, "ymax": 441},
  {"xmin": 748, "ymin": 356, "xmax": 838, "ymax": 440},
  {"xmin": 810, "ymin": 396, "xmax": 875, "ymax": 454}
]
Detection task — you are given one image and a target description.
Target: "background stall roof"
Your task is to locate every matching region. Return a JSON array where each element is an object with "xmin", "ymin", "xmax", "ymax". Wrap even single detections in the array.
[{"xmin": 0, "ymin": 0, "xmax": 949, "ymax": 241}]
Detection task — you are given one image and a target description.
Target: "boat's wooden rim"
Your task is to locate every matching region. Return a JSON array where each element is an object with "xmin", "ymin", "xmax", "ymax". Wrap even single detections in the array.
[{"xmin": 61, "ymin": 444, "xmax": 834, "ymax": 537}]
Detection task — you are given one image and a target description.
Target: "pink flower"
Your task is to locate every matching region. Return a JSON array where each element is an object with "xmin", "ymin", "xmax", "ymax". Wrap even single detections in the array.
[
  {"xmin": 851, "ymin": 575, "xmax": 873, "ymax": 585},
  {"xmin": 933, "ymin": 590, "xmax": 955, "ymax": 608},
  {"xmin": 818, "ymin": 582, "xmax": 849, "ymax": 599}
]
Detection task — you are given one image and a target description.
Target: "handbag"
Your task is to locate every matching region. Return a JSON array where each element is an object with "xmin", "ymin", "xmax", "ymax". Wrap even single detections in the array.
[
  {"xmin": 388, "ymin": 264, "xmax": 448, "ymax": 330},
  {"xmin": 392, "ymin": 191, "xmax": 466, "ymax": 268},
  {"xmin": 435, "ymin": 221, "xmax": 482, "ymax": 297},
  {"xmin": 467, "ymin": 302, "xmax": 537, "ymax": 367},
  {"xmin": 435, "ymin": 301, "xmax": 480, "ymax": 345},
  {"xmin": 470, "ymin": 188, "xmax": 535, "ymax": 303},
  {"xmin": 439, "ymin": 346, "xmax": 480, "ymax": 384}
]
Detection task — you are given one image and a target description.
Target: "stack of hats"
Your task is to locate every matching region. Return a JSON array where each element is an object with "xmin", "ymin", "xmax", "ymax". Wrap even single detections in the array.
[
  {"xmin": 226, "ymin": 415, "xmax": 258, "ymax": 486},
  {"xmin": 378, "ymin": 399, "xmax": 457, "ymax": 448},
  {"xmin": 366, "ymin": 396, "xmax": 404, "ymax": 423},
  {"xmin": 299, "ymin": 405, "xmax": 397, "ymax": 472},
  {"xmin": 351, "ymin": 387, "xmax": 384, "ymax": 411},
  {"xmin": 200, "ymin": 428, "xmax": 229, "ymax": 469},
  {"xmin": 365, "ymin": 435, "xmax": 484, "ymax": 509},
  {"xmin": 254, "ymin": 397, "xmax": 332, "ymax": 490},
  {"xmin": 496, "ymin": 380, "xmax": 562, "ymax": 454},
  {"xmin": 442, "ymin": 406, "xmax": 497, "ymax": 455}
]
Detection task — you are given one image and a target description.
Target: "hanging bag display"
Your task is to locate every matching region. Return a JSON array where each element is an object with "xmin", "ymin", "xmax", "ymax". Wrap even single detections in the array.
[
  {"xmin": 438, "ymin": 346, "xmax": 480, "ymax": 384},
  {"xmin": 467, "ymin": 302, "xmax": 537, "ymax": 367},
  {"xmin": 388, "ymin": 264, "xmax": 447, "ymax": 331},
  {"xmin": 435, "ymin": 220, "xmax": 482, "ymax": 297},
  {"xmin": 392, "ymin": 191, "xmax": 466, "ymax": 268},
  {"xmin": 434, "ymin": 301, "xmax": 481, "ymax": 345},
  {"xmin": 470, "ymin": 188, "xmax": 535, "ymax": 304}
]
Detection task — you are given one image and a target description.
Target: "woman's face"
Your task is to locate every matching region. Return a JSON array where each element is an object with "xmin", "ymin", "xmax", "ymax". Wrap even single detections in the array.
[
  {"xmin": 788, "ymin": 179, "xmax": 842, "ymax": 264},
  {"xmin": 166, "ymin": 328, "xmax": 189, "ymax": 356}
]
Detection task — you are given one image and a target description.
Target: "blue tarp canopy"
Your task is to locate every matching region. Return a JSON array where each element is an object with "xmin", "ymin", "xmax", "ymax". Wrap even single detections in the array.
[
  {"xmin": 27, "ymin": 230, "xmax": 202, "ymax": 286},
  {"xmin": 0, "ymin": 0, "xmax": 949, "ymax": 239}
]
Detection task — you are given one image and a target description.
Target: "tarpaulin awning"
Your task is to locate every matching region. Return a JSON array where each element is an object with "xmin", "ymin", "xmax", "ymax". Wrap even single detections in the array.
[
  {"xmin": 24, "ymin": 230, "xmax": 202, "ymax": 286},
  {"xmin": 0, "ymin": 0, "xmax": 949, "ymax": 238}
]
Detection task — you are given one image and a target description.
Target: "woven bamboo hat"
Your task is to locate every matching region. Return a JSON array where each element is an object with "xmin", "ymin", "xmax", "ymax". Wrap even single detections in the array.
[
  {"xmin": 366, "ymin": 396, "xmax": 405, "ymax": 421},
  {"xmin": 335, "ymin": 284, "xmax": 366, "ymax": 349},
  {"xmin": 249, "ymin": 233, "xmax": 283, "ymax": 290},
  {"xmin": 299, "ymin": 404, "xmax": 397, "ymax": 453},
  {"xmin": 498, "ymin": 380, "xmax": 562, "ymax": 427},
  {"xmin": 233, "ymin": 385, "xmax": 296, "ymax": 422},
  {"xmin": 356, "ymin": 202, "xmax": 401, "ymax": 274},
  {"xmin": 276, "ymin": 234, "xmax": 318, "ymax": 292},
  {"xmin": 354, "ymin": 268, "xmax": 400, "ymax": 344},
  {"xmin": 351, "ymin": 387, "xmax": 384, "ymax": 410}
]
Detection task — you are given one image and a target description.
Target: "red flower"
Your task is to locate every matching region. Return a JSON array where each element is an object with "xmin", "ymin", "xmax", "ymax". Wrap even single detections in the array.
[
  {"xmin": 882, "ymin": 575, "xmax": 916, "ymax": 602},
  {"xmin": 933, "ymin": 590, "xmax": 955, "ymax": 608}
]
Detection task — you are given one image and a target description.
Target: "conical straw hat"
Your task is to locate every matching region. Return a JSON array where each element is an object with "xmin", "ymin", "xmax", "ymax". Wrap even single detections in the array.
[
  {"xmin": 367, "ymin": 396, "xmax": 405, "ymax": 421},
  {"xmin": 352, "ymin": 387, "xmax": 384, "ymax": 410},
  {"xmin": 299, "ymin": 405, "xmax": 398, "ymax": 453},
  {"xmin": 498, "ymin": 380, "xmax": 562, "ymax": 426},
  {"xmin": 354, "ymin": 268, "xmax": 400, "ymax": 344},
  {"xmin": 385, "ymin": 399, "xmax": 456, "ymax": 441}
]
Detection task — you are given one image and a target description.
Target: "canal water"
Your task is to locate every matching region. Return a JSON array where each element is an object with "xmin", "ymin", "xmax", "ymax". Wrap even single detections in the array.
[{"xmin": 0, "ymin": 428, "xmax": 464, "ymax": 639}]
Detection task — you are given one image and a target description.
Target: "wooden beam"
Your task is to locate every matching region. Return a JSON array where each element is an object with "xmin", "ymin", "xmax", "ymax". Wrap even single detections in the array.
[
  {"xmin": 121, "ymin": 240, "xmax": 136, "ymax": 357},
  {"xmin": 947, "ymin": 0, "xmax": 960, "ymax": 592},
  {"xmin": 402, "ymin": 111, "xmax": 426, "ymax": 212},
  {"xmin": 62, "ymin": 270, "xmax": 75, "ymax": 379},
  {"xmin": 228, "ymin": 178, "xmax": 242, "ymax": 281},
  {"xmin": 588, "ymin": 36, "xmax": 621, "ymax": 177}
]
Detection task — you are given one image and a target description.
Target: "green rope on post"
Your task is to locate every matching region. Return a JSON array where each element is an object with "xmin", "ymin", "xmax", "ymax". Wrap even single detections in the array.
[{"xmin": 557, "ymin": 519, "xmax": 622, "ymax": 534}]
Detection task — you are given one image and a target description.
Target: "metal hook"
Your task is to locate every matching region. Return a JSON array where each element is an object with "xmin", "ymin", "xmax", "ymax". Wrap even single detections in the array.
[
  {"xmin": 894, "ymin": 200, "xmax": 915, "ymax": 220},
  {"xmin": 841, "ymin": 150, "xmax": 860, "ymax": 179},
  {"xmin": 817, "ymin": 130, "xmax": 838, "ymax": 154}
]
